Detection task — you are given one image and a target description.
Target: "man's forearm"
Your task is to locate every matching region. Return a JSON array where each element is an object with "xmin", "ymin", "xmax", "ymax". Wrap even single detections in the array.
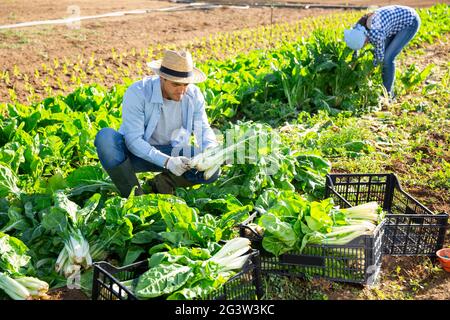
[{"xmin": 124, "ymin": 135, "xmax": 170, "ymax": 168}]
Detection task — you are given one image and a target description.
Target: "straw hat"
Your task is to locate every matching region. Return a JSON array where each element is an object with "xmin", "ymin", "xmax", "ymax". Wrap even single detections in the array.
[{"xmin": 147, "ymin": 50, "xmax": 206, "ymax": 84}]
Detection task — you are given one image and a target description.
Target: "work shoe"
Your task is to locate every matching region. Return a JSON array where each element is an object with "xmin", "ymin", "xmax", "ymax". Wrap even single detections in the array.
[
  {"xmin": 152, "ymin": 171, "xmax": 196, "ymax": 195},
  {"xmin": 105, "ymin": 157, "xmax": 144, "ymax": 198},
  {"xmin": 141, "ymin": 178, "xmax": 157, "ymax": 194}
]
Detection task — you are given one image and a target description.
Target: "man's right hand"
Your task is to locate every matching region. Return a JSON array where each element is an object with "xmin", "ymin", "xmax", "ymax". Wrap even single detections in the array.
[{"xmin": 165, "ymin": 156, "xmax": 191, "ymax": 176}]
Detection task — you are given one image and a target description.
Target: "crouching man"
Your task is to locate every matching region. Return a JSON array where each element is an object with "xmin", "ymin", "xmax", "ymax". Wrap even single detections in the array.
[{"xmin": 94, "ymin": 50, "xmax": 220, "ymax": 197}]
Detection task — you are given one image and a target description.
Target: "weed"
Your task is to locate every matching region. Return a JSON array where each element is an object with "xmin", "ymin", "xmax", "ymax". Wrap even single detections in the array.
[{"xmin": 263, "ymin": 274, "xmax": 329, "ymax": 300}]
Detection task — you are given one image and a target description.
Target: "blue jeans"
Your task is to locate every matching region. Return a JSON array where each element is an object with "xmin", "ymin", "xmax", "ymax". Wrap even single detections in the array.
[
  {"xmin": 94, "ymin": 127, "xmax": 220, "ymax": 185},
  {"xmin": 382, "ymin": 18, "xmax": 420, "ymax": 96}
]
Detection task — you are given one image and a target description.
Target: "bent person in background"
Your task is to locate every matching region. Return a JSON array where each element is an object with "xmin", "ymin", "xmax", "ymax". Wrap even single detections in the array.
[
  {"xmin": 94, "ymin": 50, "xmax": 220, "ymax": 197},
  {"xmin": 344, "ymin": 5, "xmax": 421, "ymax": 98}
]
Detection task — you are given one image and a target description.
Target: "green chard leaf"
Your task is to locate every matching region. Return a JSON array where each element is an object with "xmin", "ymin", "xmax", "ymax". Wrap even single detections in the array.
[{"xmin": 135, "ymin": 264, "xmax": 193, "ymax": 299}]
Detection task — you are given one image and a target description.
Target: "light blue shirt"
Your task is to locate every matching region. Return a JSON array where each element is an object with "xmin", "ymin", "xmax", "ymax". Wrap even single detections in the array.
[{"xmin": 118, "ymin": 76, "xmax": 218, "ymax": 168}]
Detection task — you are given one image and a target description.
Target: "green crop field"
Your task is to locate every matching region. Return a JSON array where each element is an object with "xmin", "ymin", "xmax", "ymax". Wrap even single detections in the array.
[{"xmin": 0, "ymin": 4, "xmax": 448, "ymax": 301}]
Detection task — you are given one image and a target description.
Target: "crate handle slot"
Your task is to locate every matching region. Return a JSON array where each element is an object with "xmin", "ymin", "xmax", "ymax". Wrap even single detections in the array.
[{"xmin": 279, "ymin": 254, "xmax": 325, "ymax": 267}]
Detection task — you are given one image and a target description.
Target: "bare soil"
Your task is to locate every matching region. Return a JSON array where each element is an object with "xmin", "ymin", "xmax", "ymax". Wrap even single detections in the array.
[
  {"xmin": 0, "ymin": 2, "xmax": 337, "ymax": 74},
  {"xmin": 48, "ymin": 286, "xmax": 90, "ymax": 300},
  {"xmin": 0, "ymin": 0, "xmax": 443, "ymax": 25},
  {"xmin": 0, "ymin": 1, "xmax": 444, "ymax": 76}
]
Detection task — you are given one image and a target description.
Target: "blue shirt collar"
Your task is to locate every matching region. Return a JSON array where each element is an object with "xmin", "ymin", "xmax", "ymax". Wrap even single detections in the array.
[{"xmin": 150, "ymin": 76, "xmax": 164, "ymax": 105}]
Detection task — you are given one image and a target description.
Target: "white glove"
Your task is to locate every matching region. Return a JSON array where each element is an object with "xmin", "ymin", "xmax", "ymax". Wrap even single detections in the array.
[{"xmin": 165, "ymin": 156, "xmax": 191, "ymax": 176}]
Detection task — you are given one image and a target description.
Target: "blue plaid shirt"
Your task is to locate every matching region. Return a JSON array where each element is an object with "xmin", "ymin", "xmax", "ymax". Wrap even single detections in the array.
[{"xmin": 367, "ymin": 6, "xmax": 420, "ymax": 66}]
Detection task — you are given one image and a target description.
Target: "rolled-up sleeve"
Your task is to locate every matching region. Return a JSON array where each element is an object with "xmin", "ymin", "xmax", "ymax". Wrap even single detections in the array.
[
  {"xmin": 192, "ymin": 89, "xmax": 218, "ymax": 151},
  {"xmin": 121, "ymin": 88, "xmax": 170, "ymax": 167}
]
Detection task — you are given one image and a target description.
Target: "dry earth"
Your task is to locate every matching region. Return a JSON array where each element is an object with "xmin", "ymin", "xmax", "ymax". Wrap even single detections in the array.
[{"xmin": 0, "ymin": 0, "xmax": 446, "ymax": 77}]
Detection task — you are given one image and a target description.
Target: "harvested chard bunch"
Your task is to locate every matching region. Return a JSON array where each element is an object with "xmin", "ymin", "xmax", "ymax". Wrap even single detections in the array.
[
  {"xmin": 133, "ymin": 238, "xmax": 253, "ymax": 300},
  {"xmin": 306, "ymin": 220, "xmax": 378, "ymax": 246},
  {"xmin": 254, "ymin": 191, "xmax": 386, "ymax": 255},
  {"xmin": 302, "ymin": 201, "xmax": 384, "ymax": 248},
  {"xmin": 190, "ymin": 145, "xmax": 227, "ymax": 180},
  {"xmin": 340, "ymin": 201, "xmax": 384, "ymax": 223},
  {"xmin": 0, "ymin": 272, "xmax": 50, "ymax": 300},
  {"xmin": 190, "ymin": 129, "xmax": 270, "ymax": 180},
  {"xmin": 55, "ymin": 228, "xmax": 92, "ymax": 278},
  {"xmin": 209, "ymin": 237, "xmax": 252, "ymax": 272}
]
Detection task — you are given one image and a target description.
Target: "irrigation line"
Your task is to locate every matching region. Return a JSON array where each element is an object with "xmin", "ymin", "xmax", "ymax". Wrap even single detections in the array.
[
  {"xmin": 0, "ymin": 1, "xmax": 372, "ymax": 31},
  {"xmin": 0, "ymin": 2, "xmax": 373, "ymax": 30},
  {"xmin": 206, "ymin": 2, "xmax": 371, "ymax": 10},
  {"xmin": 0, "ymin": 3, "xmax": 250, "ymax": 30}
]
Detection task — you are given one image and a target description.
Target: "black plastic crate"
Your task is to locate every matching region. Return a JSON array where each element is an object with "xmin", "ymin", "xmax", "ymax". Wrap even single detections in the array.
[
  {"xmin": 92, "ymin": 249, "xmax": 263, "ymax": 300},
  {"xmin": 239, "ymin": 216, "xmax": 385, "ymax": 286},
  {"xmin": 325, "ymin": 173, "xmax": 449, "ymax": 256}
]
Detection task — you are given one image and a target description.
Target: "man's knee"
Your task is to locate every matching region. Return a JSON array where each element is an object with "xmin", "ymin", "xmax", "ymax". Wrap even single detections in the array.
[
  {"xmin": 95, "ymin": 128, "xmax": 125, "ymax": 169},
  {"xmin": 95, "ymin": 127, "xmax": 116, "ymax": 148}
]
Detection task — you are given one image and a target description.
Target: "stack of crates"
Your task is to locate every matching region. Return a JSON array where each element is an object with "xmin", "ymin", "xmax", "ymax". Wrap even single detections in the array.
[{"xmin": 239, "ymin": 173, "xmax": 448, "ymax": 286}]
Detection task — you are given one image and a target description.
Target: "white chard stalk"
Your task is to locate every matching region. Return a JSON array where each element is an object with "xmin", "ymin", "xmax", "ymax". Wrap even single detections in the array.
[
  {"xmin": 15, "ymin": 276, "xmax": 49, "ymax": 292},
  {"xmin": 55, "ymin": 229, "xmax": 93, "ymax": 278},
  {"xmin": 191, "ymin": 131, "xmax": 268, "ymax": 172},
  {"xmin": 209, "ymin": 238, "xmax": 252, "ymax": 271},
  {"xmin": 64, "ymin": 263, "xmax": 81, "ymax": 278},
  {"xmin": 14, "ymin": 276, "xmax": 50, "ymax": 298},
  {"xmin": 218, "ymin": 254, "xmax": 251, "ymax": 272},
  {"xmin": 191, "ymin": 147, "xmax": 225, "ymax": 172},
  {"xmin": 342, "ymin": 201, "xmax": 381, "ymax": 221},
  {"xmin": 204, "ymin": 163, "xmax": 221, "ymax": 180},
  {"xmin": 0, "ymin": 272, "xmax": 31, "ymax": 300},
  {"xmin": 55, "ymin": 246, "xmax": 69, "ymax": 273}
]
